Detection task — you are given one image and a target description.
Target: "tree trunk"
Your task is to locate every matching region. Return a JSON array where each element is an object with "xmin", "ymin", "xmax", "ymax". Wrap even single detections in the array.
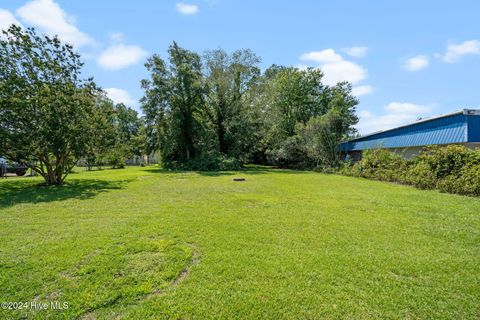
[
  {"xmin": 216, "ymin": 98, "xmax": 227, "ymax": 154},
  {"xmin": 45, "ymin": 168, "xmax": 62, "ymax": 185},
  {"xmin": 183, "ymin": 108, "xmax": 194, "ymax": 161},
  {"xmin": 217, "ymin": 119, "xmax": 227, "ymax": 154},
  {"xmin": 38, "ymin": 156, "xmax": 65, "ymax": 185}
]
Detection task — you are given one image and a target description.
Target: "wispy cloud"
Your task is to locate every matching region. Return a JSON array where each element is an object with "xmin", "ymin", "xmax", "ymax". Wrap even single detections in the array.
[
  {"xmin": 403, "ymin": 55, "xmax": 429, "ymax": 71},
  {"xmin": 176, "ymin": 2, "xmax": 199, "ymax": 15},
  {"xmin": 384, "ymin": 102, "xmax": 431, "ymax": 114},
  {"xmin": 357, "ymin": 102, "xmax": 434, "ymax": 134},
  {"xmin": 441, "ymin": 40, "xmax": 480, "ymax": 63},
  {"xmin": 104, "ymin": 88, "xmax": 137, "ymax": 106},
  {"xmin": 342, "ymin": 46, "xmax": 368, "ymax": 58},
  {"xmin": 16, "ymin": 0, "xmax": 93, "ymax": 48}
]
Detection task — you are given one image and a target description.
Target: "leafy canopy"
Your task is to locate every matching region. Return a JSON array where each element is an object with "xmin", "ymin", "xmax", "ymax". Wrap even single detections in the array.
[{"xmin": 0, "ymin": 25, "xmax": 102, "ymax": 185}]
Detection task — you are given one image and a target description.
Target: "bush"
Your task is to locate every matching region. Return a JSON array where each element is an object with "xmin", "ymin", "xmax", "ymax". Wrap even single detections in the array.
[
  {"xmin": 338, "ymin": 145, "xmax": 480, "ymax": 197},
  {"xmin": 106, "ymin": 149, "xmax": 126, "ymax": 169},
  {"xmin": 415, "ymin": 145, "xmax": 477, "ymax": 180},
  {"xmin": 359, "ymin": 149, "xmax": 407, "ymax": 182},
  {"xmin": 437, "ymin": 165, "xmax": 480, "ymax": 196},
  {"xmin": 164, "ymin": 151, "xmax": 242, "ymax": 171},
  {"xmin": 402, "ymin": 161, "xmax": 437, "ymax": 189},
  {"xmin": 266, "ymin": 135, "xmax": 311, "ymax": 169},
  {"xmin": 338, "ymin": 161, "xmax": 367, "ymax": 178}
]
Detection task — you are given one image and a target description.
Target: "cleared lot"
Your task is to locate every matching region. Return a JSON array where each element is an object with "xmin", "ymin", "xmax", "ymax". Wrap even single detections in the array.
[{"xmin": 0, "ymin": 166, "xmax": 479, "ymax": 319}]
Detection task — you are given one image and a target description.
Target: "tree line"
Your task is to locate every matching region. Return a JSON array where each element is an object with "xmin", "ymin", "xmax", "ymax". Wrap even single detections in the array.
[
  {"xmin": 141, "ymin": 42, "xmax": 358, "ymax": 170},
  {"xmin": 0, "ymin": 26, "xmax": 358, "ymax": 185}
]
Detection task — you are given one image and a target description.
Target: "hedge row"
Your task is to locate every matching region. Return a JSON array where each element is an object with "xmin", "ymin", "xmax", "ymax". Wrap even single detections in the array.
[{"xmin": 338, "ymin": 145, "xmax": 480, "ymax": 197}]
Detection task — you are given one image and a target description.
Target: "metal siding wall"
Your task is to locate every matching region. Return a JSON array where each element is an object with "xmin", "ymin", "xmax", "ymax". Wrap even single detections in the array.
[
  {"xmin": 467, "ymin": 115, "xmax": 480, "ymax": 142},
  {"xmin": 340, "ymin": 113, "xmax": 469, "ymax": 151}
]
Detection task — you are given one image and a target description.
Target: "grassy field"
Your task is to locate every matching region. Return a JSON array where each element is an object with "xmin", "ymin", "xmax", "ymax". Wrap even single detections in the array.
[{"xmin": 0, "ymin": 166, "xmax": 479, "ymax": 319}]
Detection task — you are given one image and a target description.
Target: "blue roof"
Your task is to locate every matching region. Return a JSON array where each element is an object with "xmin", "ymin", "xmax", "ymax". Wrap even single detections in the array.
[{"xmin": 340, "ymin": 109, "xmax": 480, "ymax": 152}]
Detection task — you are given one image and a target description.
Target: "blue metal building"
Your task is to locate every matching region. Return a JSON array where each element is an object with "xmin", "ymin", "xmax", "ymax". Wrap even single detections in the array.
[{"xmin": 340, "ymin": 109, "xmax": 480, "ymax": 159}]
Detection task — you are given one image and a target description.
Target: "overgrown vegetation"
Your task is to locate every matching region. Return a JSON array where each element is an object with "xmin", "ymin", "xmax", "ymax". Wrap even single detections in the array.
[
  {"xmin": 140, "ymin": 46, "xmax": 359, "ymax": 170},
  {"xmin": 339, "ymin": 145, "xmax": 480, "ymax": 196}
]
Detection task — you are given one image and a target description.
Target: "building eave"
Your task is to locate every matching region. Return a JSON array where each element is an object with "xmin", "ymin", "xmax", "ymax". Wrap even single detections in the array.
[{"xmin": 342, "ymin": 109, "xmax": 479, "ymax": 144}]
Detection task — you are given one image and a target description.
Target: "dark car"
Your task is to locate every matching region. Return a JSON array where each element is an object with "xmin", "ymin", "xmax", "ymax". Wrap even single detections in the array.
[{"xmin": 0, "ymin": 158, "xmax": 28, "ymax": 176}]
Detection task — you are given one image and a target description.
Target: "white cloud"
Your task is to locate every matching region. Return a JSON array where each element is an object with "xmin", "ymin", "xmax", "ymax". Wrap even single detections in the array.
[
  {"xmin": 384, "ymin": 102, "xmax": 431, "ymax": 114},
  {"xmin": 16, "ymin": 0, "xmax": 92, "ymax": 48},
  {"xmin": 404, "ymin": 55, "xmax": 429, "ymax": 71},
  {"xmin": 0, "ymin": 9, "xmax": 22, "ymax": 31},
  {"xmin": 352, "ymin": 85, "xmax": 374, "ymax": 97},
  {"xmin": 358, "ymin": 113, "xmax": 419, "ymax": 134},
  {"xmin": 320, "ymin": 60, "xmax": 367, "ymax": 86},
  {"xmin": 299, "ymin": 48, "xmax": 368, "ymax": 87},
  {"xmin": 176, "ymin": 2, "xmax": 199, "ymax": 15},
  {"xmin": 300, "ymin": 49, "xmax": 343, "ymax": 64},
  {"xmin": 97, "ymin": 44, "xmax": 148, "ymax": 70},
  {"xmin": 442, "ymin": 40, "xmax": 480, "ymax": 63},
  {"xmin": 357, "ymin": 102, "xmax": 433, "ymax": 134},
  {"xmin": 104, "ymin": 88, "xmax": 137, "ymax": 106},
  {"xmin": 343, "ymin": 46, "xmax": 368, "ymax": 58}
]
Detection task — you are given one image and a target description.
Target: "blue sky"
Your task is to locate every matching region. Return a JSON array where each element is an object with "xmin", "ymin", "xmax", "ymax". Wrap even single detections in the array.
[{"xmin": 1, "ymin": 0, "xmax": 479, "ymax": 134}]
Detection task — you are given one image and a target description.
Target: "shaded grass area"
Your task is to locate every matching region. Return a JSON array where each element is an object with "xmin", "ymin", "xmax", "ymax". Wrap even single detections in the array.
[
  {"xmin": 0, "ymin": 166, "xmax": 479, "ymax": 319},
  {"xmin": 0, "ymin": 178, "xmax": 129, "ymax": 209}
]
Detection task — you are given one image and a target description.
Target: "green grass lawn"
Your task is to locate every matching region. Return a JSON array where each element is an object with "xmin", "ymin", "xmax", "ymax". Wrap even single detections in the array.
[{"xmin": 0, "ymin": 166, "xmax": 479, "ymax": 319}]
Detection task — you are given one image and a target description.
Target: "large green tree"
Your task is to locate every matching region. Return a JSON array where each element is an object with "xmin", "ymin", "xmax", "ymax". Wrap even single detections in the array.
[
  {"xmin": 108, "ymin": 103, "xmax": 144, "ymax": 167},
  {"xmin": 298, "ymin": 108, "xmax": 349, "ymax": 168},
  {"xmin": 169, "ymin": 42, "xmax": 204, "ymax": 160},
  {"xmin": 84, "ymin": 98, "xmax": 145, "ymax": 170},
  {"xmin": 141, "ymin": 45, "xmax": 359, "ymax": 169},
  {"xmin": 203, "ymin": 49, "xmax": 260, "ymax": 156},
  {"xmin": 0, "ymin": 26, "xmax": 103, "ymax": 185},
  {"xmin": 140, "ymin": 55, "xmax": 169, "ymax": 155},
  {"xmin": 260, "ymin": 66, "xmax": 358, "ymax": 166},
  {"xmin": 84, "ymin": 95, "xmax": 117, "ymax": 170},
  {"xmin": 141, "ymin": 42, "xmax": 204, "ymax": 163},
  {"xmin": 114, "ymin": 103, "xmax": 142, "ymax": 148},
  {"xmin": 266, "ymin": 67, "xmax": 329, "ymax": 136}
]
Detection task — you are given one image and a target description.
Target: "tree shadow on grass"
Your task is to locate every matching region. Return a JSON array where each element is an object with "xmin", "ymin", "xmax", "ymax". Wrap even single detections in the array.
[
  {"xmin": 142, "ymin": 165, "xmax": 310, "ymax": 177},
  {"xmin": 0, "ymin": 179, "xmax": 130, "ymax": 209}
]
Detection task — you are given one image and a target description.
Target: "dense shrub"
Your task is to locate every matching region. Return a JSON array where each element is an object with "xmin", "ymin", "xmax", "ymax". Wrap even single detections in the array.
[
  {"xmin": 437, "ymin": 165, "xmax": 480, "ymax": 196},
  {"xmin": 338, "ymin": 162, "xmax": 363, "ymax": 177},
  {"xmin": 414, "ymin": 145, "xmax": 478, "ymax": 180},
  {"xmin": 266, "ymin": 135, "xmax": 311, "ymax": 169},
  {"xmin": 402, "ymin": 161, "xmax": 436, "ymax": 189},
  {"xmin": 360, "ymin": 149, "xmax": 407, "ymax": 182},
  {"xmin": 104, "ymin": 148, "xmax": 126, "ymax": 169},
  {"xmin": 338, "ymin": 145, "xmax": 480, "ymax": 197},
  {"xmin": 164, "ymin": 151, "xmax": 242, "ymax": 171}
]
